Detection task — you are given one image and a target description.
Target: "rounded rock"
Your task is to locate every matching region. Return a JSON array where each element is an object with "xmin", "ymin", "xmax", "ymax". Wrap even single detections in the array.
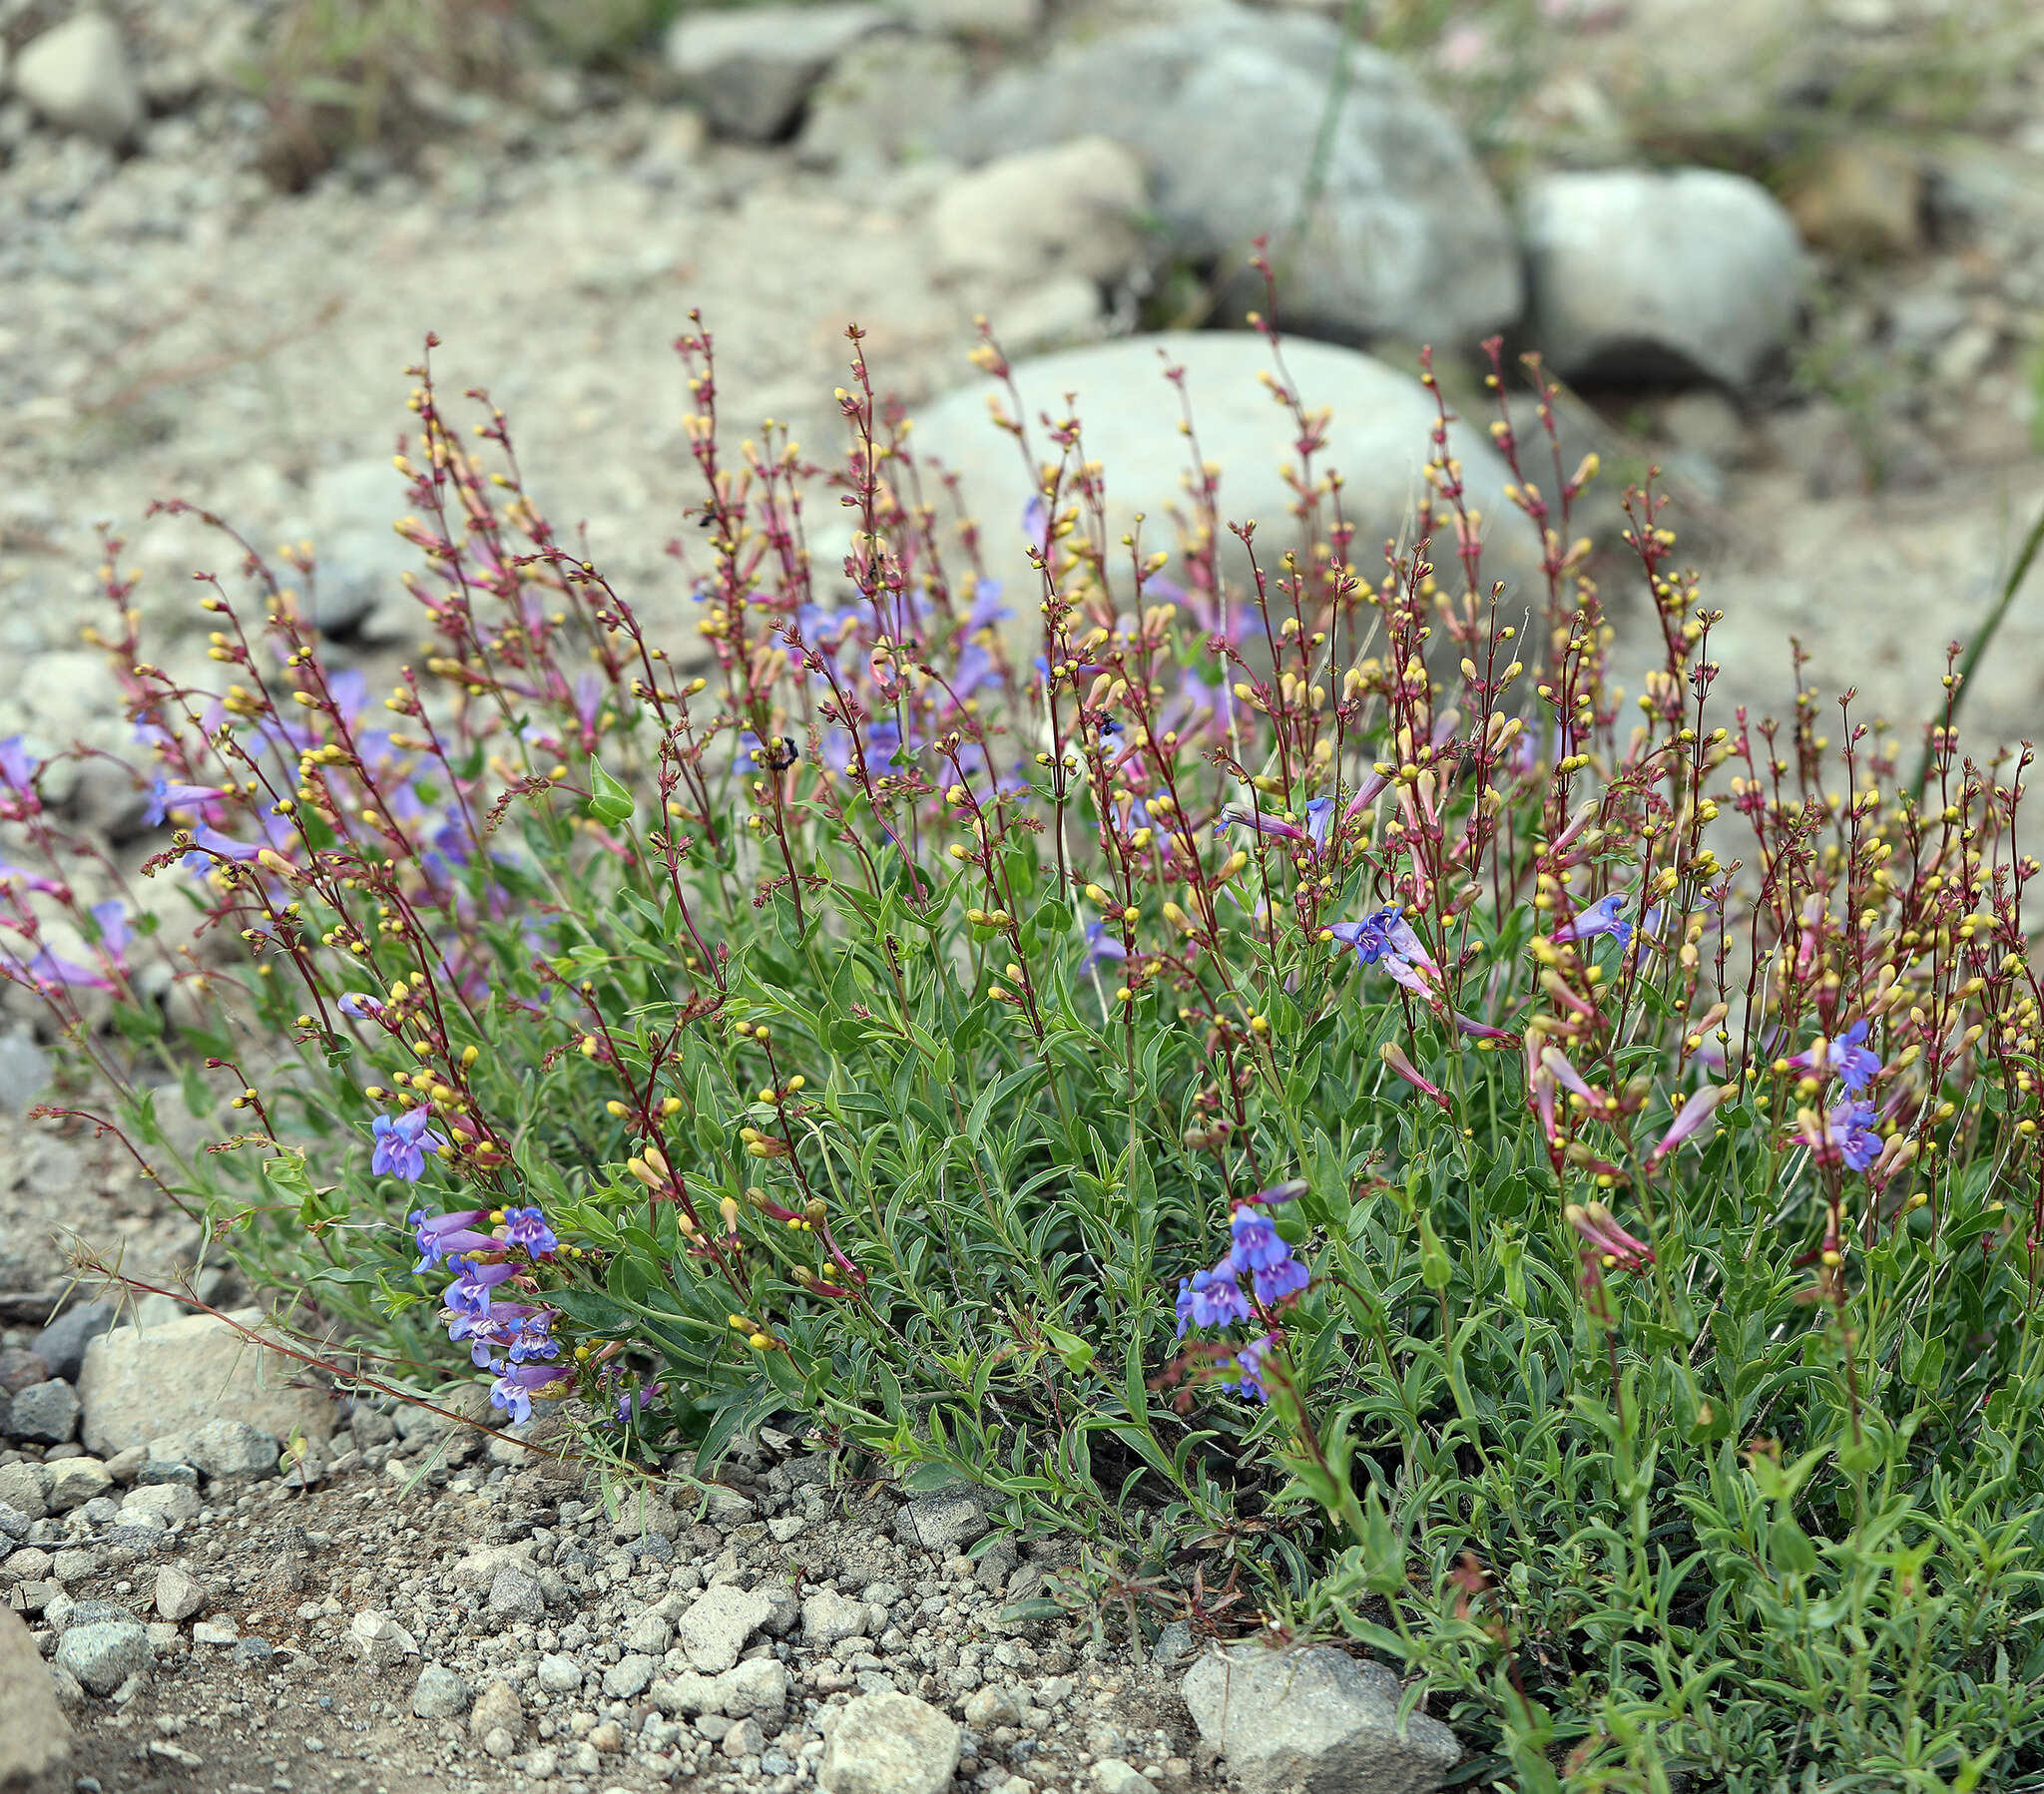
[
  {"xmin": 13, "ymin": 15, "xmax": 143, "ymax": 146},
  {"xmin": 1522, "ymin": 167, "xmax": 1805, "ymax": 390},
  {"xmin": 412, "ymin": 1662, "xmax": 470, "ymax": 1721}
]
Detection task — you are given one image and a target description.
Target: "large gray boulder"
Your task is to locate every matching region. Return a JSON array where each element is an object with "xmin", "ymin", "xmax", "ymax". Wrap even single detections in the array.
[
  {"xmin": 0, "ymin": 1603, "xmax": 72, "ymax": 1783},
  {"xmin": 76, "ymin": 1309, "xmax": 336, "ymax": 1459},
  {"xmin": 895, "ymin": 331, "xmax": 1543, "ymax": 623},
  {"xmin": 1522, "ymin": 168, "xmax": 1806, "ymax": 389},
  {"xmin": 1182, "ymin": 1644, "xmax": 1461, "ymax": 1794},
  {"xmin": 938, "ymin": 3, "xmax": 1519, "ymax": 345}
]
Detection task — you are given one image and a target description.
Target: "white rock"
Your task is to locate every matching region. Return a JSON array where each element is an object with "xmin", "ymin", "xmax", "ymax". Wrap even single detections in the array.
[
  {"xmin": 42, "ymin": 1457, "xmax": 110, "ymax": 1514},
  {"xmin": 120, "ymin": 1482, "xmax": 201, "ymax": 1526},
  {"xmin": 620, "ymin": 1607, "xmax": 673, "ymax": 1654},
  {"xmin": 152, "ymin": 1566, "xmax": 205, "ymax": 1623},
  {"xmin": 719, "ymin": 1655, "xmax": 789, "ymax": 1720},
  {"xmin": 939, "ymin": 3, "xmax": 1519, "ymax": 343},
  {"xmin": 932, "ymin": 138, "xmax": 1148, "ymax": 289},
  {"xmin": 13, "ymin": 15, "xmax": 142, "ymax": 146},
  {"xmin": 1181, "ymin": 1644, "xmax": 1461, "ymax": 1794},
  {"xmin": 77, "ymin": 1310, "xmax": 334, "ymax": 1460},
  {"xmin": 1095, "ymin": 1762, "xmax": 1157, "ymax": 1794},
  {"xmin": 801, "ymin": 1587, "xmax": 871, "ymax": 1649},
  {"xmin": 819, "ymin": 1689, "xmax": 961, "ymax": 1794},
  {"xmin": 1522, "ymin": 168, "xmax": 1806, "ymax": 389},
  {"xmin": 650, "ymin": 1671, "xmax": 723, "ymax": 1717},
  {"xmin": 348, "ymin": 1609, "xmax": 418, "ymax": 1670},
  {"xmin": 677, "ymin": 1583, "xmax": 772, "ymax": 1674},
  {"xmin": 666, "ymin": 5, "xmax": 894, "ymax": 143},
  {"xmin": 602, "ymin": 1652, "xmax": 657, "ymax": 1698},
  {"xmin": 536, "ymin": 1652, "xmax": 584, "ymax": 1694},
  {"xmin": 893, "ymin": 331, "xmax": 1542, "ymax": 646}
]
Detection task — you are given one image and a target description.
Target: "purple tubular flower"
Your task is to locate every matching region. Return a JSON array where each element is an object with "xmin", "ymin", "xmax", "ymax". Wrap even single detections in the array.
[
  {"xmin": 89, "ymin": 900, "xmax": 131, "ymax": 964},
  {"xmin": 144, "ymin": 774, "xmax": 220, "ymax": 828},
  {"xmin": 1228, "ymin": 1334, "xmax": 1278, "ymax": 1403},
  {"xmin": 502, "ymin": 1205, "xmax": 559, "ymax": 1258},
  {"xmin": 0, "ymin": 736, "xmax": 35, "ymax": 790},
  {"xmin": 371, "ymin": 1108, "xmax": 445, "ymax": 1180},
  {"xmin": 1175, "ymin": 1266, "xmax": 1249, "ymax": 1336},
  {"xmin": 410, "ymin": 1206, "xmax": 496, "ymax": 1274},
  {"xmin": 338, "ymin": 991, "xmax": 385, "ymax": 1020},
  {"xmin": 1253, "ymin": 1255, "xmax": 1308, "ymax": 1306},
  {"xmin": 1549, "ymin": 892, "xmax": 1632, "ymax": 949},
  {"xmin": 1082, "ymin": 920, "xmax": 1128, "ymax": 969},
  {"xmin": 1228, "ymin": 1208, "xmax": 1291, "ymax": 1273},
  {"xmin": 1214, "ymin": 804, "xmax": 1307, "ymax": 843},
  {"xmin": 1832, "ymin": 1099, "xmax": 1881, "ymax": 1171},
  {"xmin": 20, "ymin": 947, "xmax": 111, "ymax": 990},
  {"xmin": 1243, "ymin": 1179, "xmax": 1307, "ymax": 1207},
  {"xmin": 1303, "ymin": 798, "xmax": 1334, "ymax": 851},
  {"xmin": 490, "ymin": 1361, "xmax": 570, "ymax": 1427},
  {"xmin": 441, "ymin": 1259, "xmax": 517, "ymax": 1335}
]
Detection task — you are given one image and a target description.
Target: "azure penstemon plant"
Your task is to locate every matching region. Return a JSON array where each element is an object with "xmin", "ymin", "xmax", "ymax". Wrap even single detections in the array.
[{"xmin": 6, "ymin": 273, "xmax": 2044, "ymax": 1786}]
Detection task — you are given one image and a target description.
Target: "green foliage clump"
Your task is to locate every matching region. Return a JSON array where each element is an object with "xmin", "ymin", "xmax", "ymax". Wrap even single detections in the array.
[{"xmin": 11, "ymin": 313, "xmax": 2044, "ymax": 1791}]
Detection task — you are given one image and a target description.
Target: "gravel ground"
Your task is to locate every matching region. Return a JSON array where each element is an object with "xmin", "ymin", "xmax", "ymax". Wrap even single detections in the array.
[{"xmin": 5, "ymin": 1393, "xmax": 1214, "ymax": 1794}]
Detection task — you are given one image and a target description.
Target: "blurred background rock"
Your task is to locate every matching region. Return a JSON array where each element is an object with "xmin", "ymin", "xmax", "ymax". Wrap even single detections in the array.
[{"xmin": 0, "ymin": 0, "xmax": 2038, "ymax": 860}]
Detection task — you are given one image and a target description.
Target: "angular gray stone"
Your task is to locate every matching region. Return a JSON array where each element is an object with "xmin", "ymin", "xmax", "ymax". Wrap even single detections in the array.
[
  {"xmin": 1181, "ymin": 1645, "xmax": 1461, "ymax": 1794},
  {"xmin": 487, "ymin": 1566, "xmax": 545, "ymax": 1623},
  {"xmin": 0, "ymin": 1462, "xmax": 46, "ymax": 1520},
  {"xmin": 665, "ymin": 4, "xmax": 894, "ymax": 142},
  {"xmin": 819, "ymin": 1689, "xmax": 961, "ymax": 1794},
  {"xmin": 347, "ymin": 1608, "xmax": 418, "ymax": 1670},
  {"xmin": 651, "ymin": 1670, "xmax": 722, "ymax": 1717},
  {"xmin": 122, "ymin": 1482, "xmax": 202, "ymax": 1526},
  {"xmin": 185, "ymin": 1418, "xmax": 277, "ymax": 1480},
  {"xmin": 153, "ymin": 1565, "xmax": 205, "ymax": 1623},
  {"xmin": 939, "ymin": 3, "xmax": 1519, "ymax": 344},
  {"xmin": 603, "ymin": 1652, "xmax": 657, "ymax": 1698},
  {"xmin": 677, "ymin": 1582, "xmax": 772, "ymax": 1674},
  {"xmin": 42, "ymin": 1457, "xmax": 109, "ymax": 1513},
  {"xmin": 76, "ymin": 1310, "xmax": 333, "ymax": 1459},
  {"xmin": 10, "ymin": 1378, "xmax": 80, "ymax": 1445},
  {"xmin": 720, "ymin": 1655, "xmax": 788, "ymax": 1720},
  {"xmin": 0, "ymin": 1026, "xmax": 51, "ymax": 1115},
  {"xmin": 1522, "ymin": 168, "xmax": 1805, "ymax": 390},
  {"xmin": 931, "ymin": 138, "xmax": 1149, "ymax": 288},
  {"xmin": 896, "ymin": 1492, "xmax": 989, "ymax": 1558},
  {"xmin": 13, "ymin": 14, "xmax": 143, "ymax": 146},
  {"xmin": 30, "ymin": 1302, "xmax": 117, "ymax": 1383},
  {"xmin": 0, "ymin": 1603, "xmax": 72, "ymax": 1782},
  {"xmin": 412, "ymin": 1662, "xmax": 470, "ymax": 1720},
  {"xmin": 1095, "ymin": 1762, "xmax": 1158, "ymax": 1794},
  {"xmin": 894, "ymin": 332, "xmax": 1542, "ymax": 641},
  {"xmin": 801, "ymin": 1587, "xmax": 871, "ymax": 1649},
  {"xmin": 536, "ymin": 1651, "xmax": 583, "ymax": 1695},
  {"xmin": 53, "ymin": 1615, "xmax": 150, "ymax": 1697},
  {"xmin": 609, "ymin": 1487, "xmax": 681, "ymax": 1542},
  {"xmin": 620, "ymin": 1607, "xmax": 674, "ymax": 1654}
]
